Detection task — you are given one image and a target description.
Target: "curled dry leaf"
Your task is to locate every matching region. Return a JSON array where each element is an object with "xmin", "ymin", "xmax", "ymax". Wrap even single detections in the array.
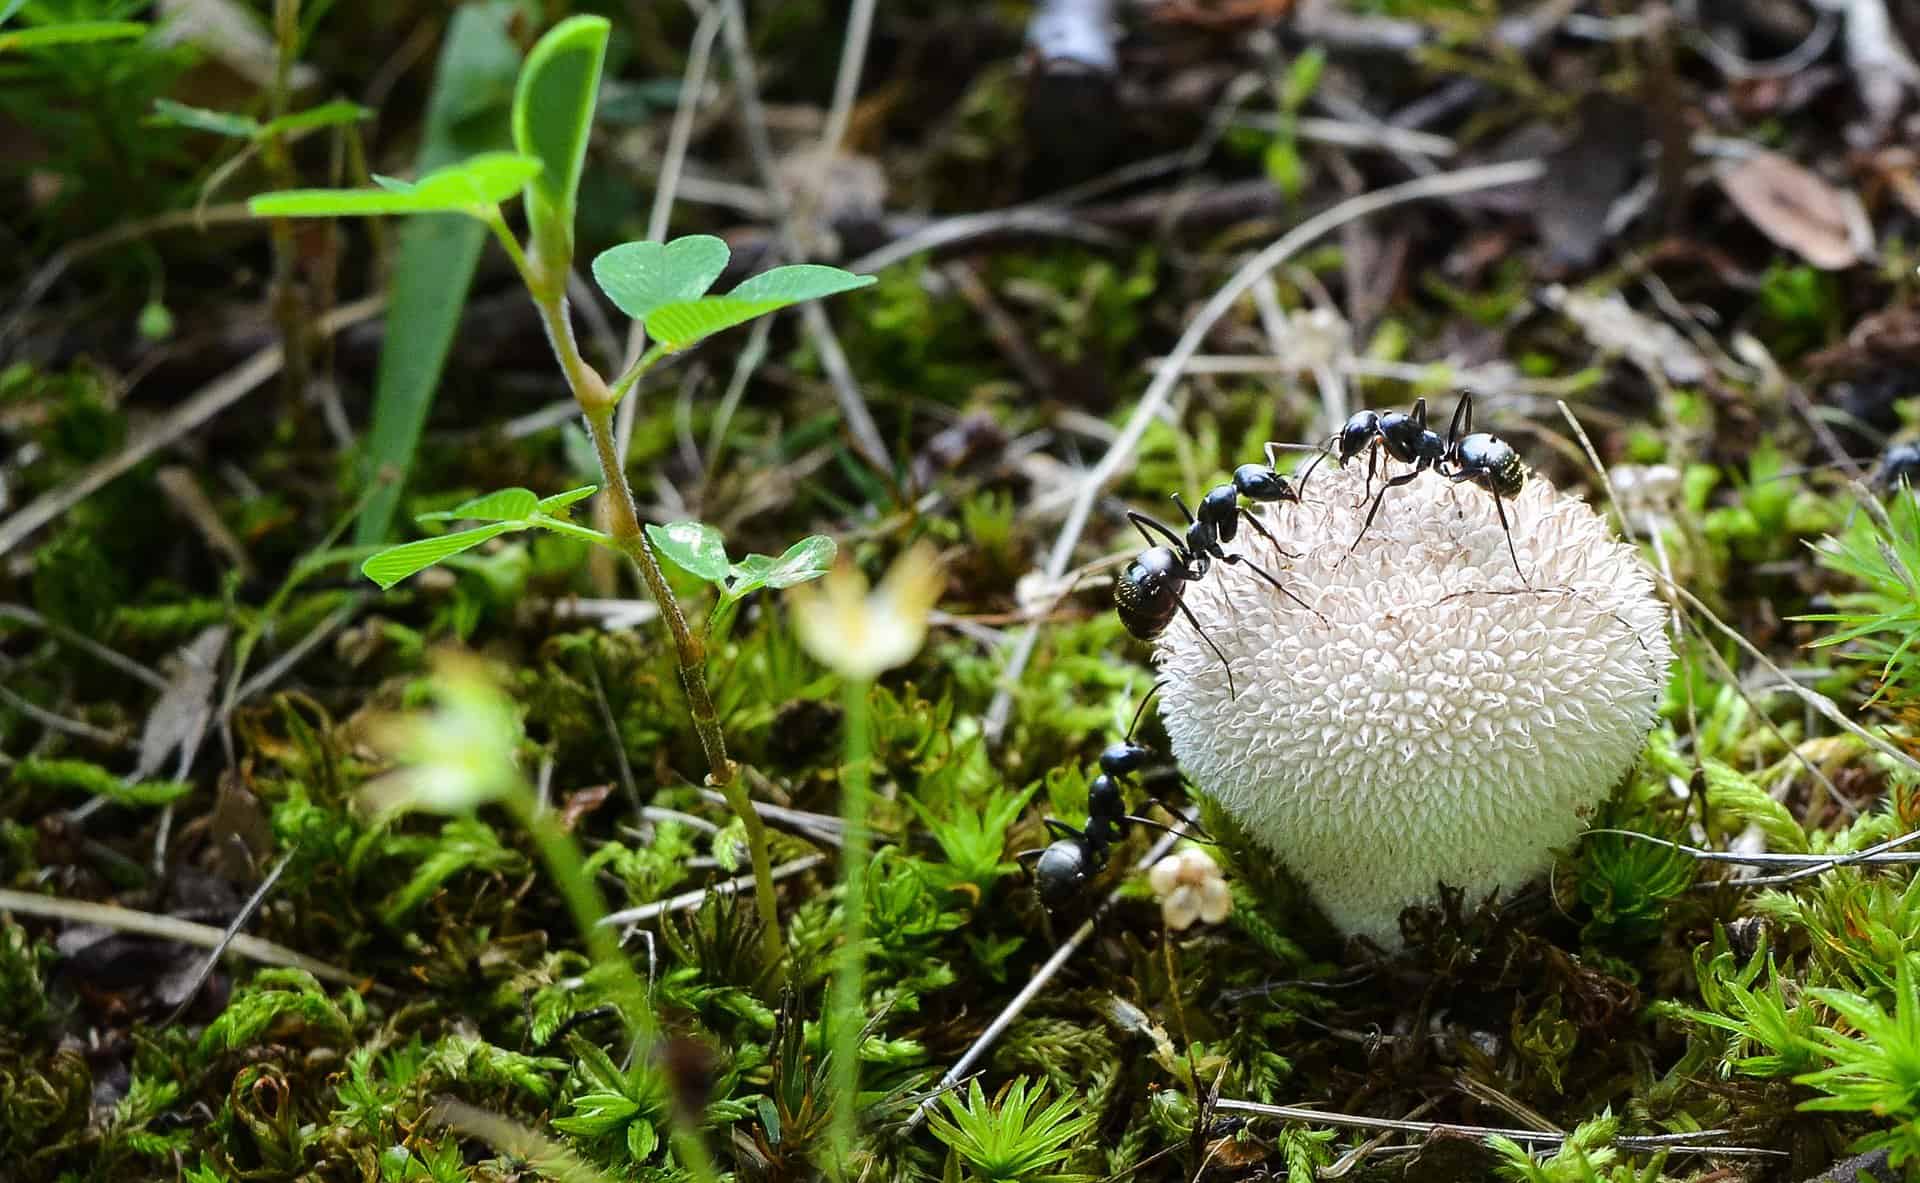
[{"xmin": 1716, "ymin": 150, "xmax": 1869, "ymax": 270}]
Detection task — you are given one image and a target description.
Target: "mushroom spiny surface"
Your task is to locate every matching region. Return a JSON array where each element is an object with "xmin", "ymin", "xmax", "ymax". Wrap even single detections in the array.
[{"xmin": 1153, "ymin": 450, "xmax": 1673, "ymax": 947}]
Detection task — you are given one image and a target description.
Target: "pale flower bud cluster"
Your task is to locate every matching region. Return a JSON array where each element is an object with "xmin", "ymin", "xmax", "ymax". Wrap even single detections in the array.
[
  {"xmin": 1149, "ymin": 846, "xmax": 1233, "ymax": 931},
  {"xmin": 786, "ymin": 542, "xmax": 945, "ymax": 681}
]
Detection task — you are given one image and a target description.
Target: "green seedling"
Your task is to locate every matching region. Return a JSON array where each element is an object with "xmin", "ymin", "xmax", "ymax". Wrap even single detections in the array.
[
  {"xmin": 248, "ymin": 14, "xmax": 873, "ymax": 987},
  {"xmin": 0, "ymin": 0, "xmax": 146, "ymax": 53},
  {"xmin": 926, "ymin": 1076, "xmax": 1097, "ymax": 1183},
  {"xmin": 646, "ymin": 521, "xmax": 836, "ymax": 651}
]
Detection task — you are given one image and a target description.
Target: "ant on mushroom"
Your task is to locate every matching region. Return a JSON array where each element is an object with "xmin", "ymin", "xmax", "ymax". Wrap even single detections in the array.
[
  {"xmin": 1295, "ymin": 392, "xmax": 1529, "ymax": 583},
  {"xmin": 1114, "ymin": 463, "xmax": 1322, "ymax": 697}
]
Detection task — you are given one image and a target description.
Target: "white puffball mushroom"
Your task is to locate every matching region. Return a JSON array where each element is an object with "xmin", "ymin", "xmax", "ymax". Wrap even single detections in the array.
[
  {"xmin": 1154, "ymin": 454, "xmax": 1672, "ymax": 948},
  {"xmin": 1148, "ymin": 847, "xmax": 1233, "ymax": 931}
]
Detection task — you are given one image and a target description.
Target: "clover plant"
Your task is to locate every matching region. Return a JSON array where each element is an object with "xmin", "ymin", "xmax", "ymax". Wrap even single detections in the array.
[{"xmin": 247, "ymin": 13, "xmax": 871, "ymax": 1023}]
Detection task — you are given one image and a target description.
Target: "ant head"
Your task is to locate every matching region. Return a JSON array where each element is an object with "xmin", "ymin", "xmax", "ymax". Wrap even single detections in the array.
[
  {"xmin": 1233, "ymin": 463, "xmax": 1298, "ymax": 503},
  {"xmin": 1115, "ymin": 548, "xmax": 1183, "ymax": 633},
  {"xmin": 1033, "ymin": 839, "xmax": 1091, "ymax": 909},
  {"xmin": 1880, "ymin": 442, "xmax": 1920, "ymax": 491},
  {"xmin": 1099, "ymin": 740, "xmax": 1154, "ymax": 776},
  {"xmin": 1336, "ymin": 411, "xmax": 1381, "ymax": 462}
]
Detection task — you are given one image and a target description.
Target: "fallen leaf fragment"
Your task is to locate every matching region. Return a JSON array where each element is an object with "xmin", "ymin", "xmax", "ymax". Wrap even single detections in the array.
[
  {"xmin": 1541, "ymin": 285, "xmax": 1709, "ymax": 386},
  {"xmin": 1717, "ymin": 150, "xmax": 1867, "ymax": 270}
]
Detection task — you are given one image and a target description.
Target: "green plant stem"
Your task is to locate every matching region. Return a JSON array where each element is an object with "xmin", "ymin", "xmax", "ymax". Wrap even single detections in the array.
[
  {"xmin": 262, "ymin": 0, "xmax": 311, "ymax": 402},
  {"xmin": 827, "ymin": 676, "xmax": 873, "ymax": 1179},
  {"xmin": 505, "ymin": 788, "xmax": 720, "ymax": 1183},
  {"xmin": 484, "ymin": 207, "xmax": 785, "ymax": 975},
  {"xmin": 608, "ymin": 344, "xmax": 669, "ymax": 404}
]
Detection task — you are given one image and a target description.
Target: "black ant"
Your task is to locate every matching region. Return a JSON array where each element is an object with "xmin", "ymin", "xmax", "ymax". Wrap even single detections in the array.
[
  {"xmin": 1757, "ymin": 439, "xmax": 1920, "ymax": 499},
  {"xmin": 1297, "ymin": 398, "xmax": 1446, "ymax": 504},
  {"xmin": 1295, "ymin": 398, "xmax": 1447, "ymax": 560},
  {"xmin": 1438, "ymin": 392, "xmax": 1528, "ymax": 582},
  {"xmin": 1023, "ymin": 688, "xmax": 1194, "ymax": 913},
  {"xmin": 1114, "ymin": 464, "xmax": 1319, "ymax": 696},
  {"xmin": 1878, "ymin": 442, "xmax": 1920, "ymax": 492},
  {"xmin": 1028, "ymin": 738, "xmax": 1156, "ymax": 912},
  {"xmin": 1296, "ymin": 393, "xmax": 1527, "ymax": 581}
]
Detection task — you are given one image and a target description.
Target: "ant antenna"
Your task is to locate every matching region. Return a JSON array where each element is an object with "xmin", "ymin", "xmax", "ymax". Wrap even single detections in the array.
[
  {"xmin": 1129, "ymin": 511, "xmax": 1188, "ymax": 552},
  {"xmin": 1126, "ymin": 680, "xmax": 1165, "ymax": 740},
  {"xmin": 1125, "ymin": 814, "xmax": 1217, "ymax": 844},
  {"xmin": 1265, "ymin": 440, "xmax": 1336, "ymax": 492}
]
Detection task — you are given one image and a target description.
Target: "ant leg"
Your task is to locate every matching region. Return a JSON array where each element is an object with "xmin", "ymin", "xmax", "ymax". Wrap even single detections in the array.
[
  {"xmin": 1128, "ymin": 510, "xmax": 1189, "ymax": 552},
  {"xmin": 1342, "ymin": 469, "xmax": 1422, "ymax": 563},
  {"xmin": 1353, "ymin": 444, "xmax": 1381, "ymax": 507},
  {"xmin": 1220, "ymin": 551, "xmax": 1326, "ymax": 622},
  {"xmin": 1489, "ymin": 484, "xmax": 1527, "ymax": 586},
  {"xmin": 1175, "ymin": 596, "xmax": 1237, "ymax": 699},
  {"xmin": 1447, "ymin": 391, "xmax": 1473, "ymax": 446},
  {"xmin": 1448, "ymin": 469, "xmax": 1527, "ymax": 584},
  {"xmin": 1042, "ymin": 818, "xmax": 1087, "ymax": 844},
  {"xmin": 1121, "ymin": 814, "xmax": 1216, "ymax": 844},
  {"xmin": 1236, "ymin": 506, "xmax": 1299, "ymax": 558}
]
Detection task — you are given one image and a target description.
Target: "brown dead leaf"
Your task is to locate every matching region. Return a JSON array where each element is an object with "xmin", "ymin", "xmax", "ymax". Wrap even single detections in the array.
[
  {"xmin": 558, "ymin": 782, "xmax": 615, "ymax": 833},
  {"xmin": 1717, "ymin": 151, "xmax": 1866, "ymax": 270}
]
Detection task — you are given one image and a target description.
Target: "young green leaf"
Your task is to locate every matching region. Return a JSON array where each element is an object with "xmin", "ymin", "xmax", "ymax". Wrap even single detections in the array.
[
  {"xmin": 258, "ymin": 99, "xmax": 373, "ymax": 140},
  {"xmin": 249, "ymin": 152, "xmax": 540, "ymax": 218},
  {"xmin": 362, "ymin": 524, "xmax": 518, "ymax": 590},
  {"xmin": 511, "ymin": 15, "xmax": 609, "ymax": 263},
  {"xmin": 1280, "ymin": 46, "xmax": 1326, "ymax": 113},
  {"xmin": 759, "ymin": 535, "xmax": 837, "ymax": 588},
  {"xmin": 536, "ymin": 485, "xmax": 599, "ymax": 514},
  {"xmin": 0, "ymin": 21, "xmax": 146, "ymax": 51},
  {"xmin": 591, "ymin": 236, "xmax": 731, "ymax": 321},
  {"xmin": 417, "ymin": 488, "xmax": 541, "ymax": 523},
  {"xmin": 643, "ymin": 266, "xmax": 875, "ymax": 349},
  {"xmin": 729, "ymin": 535, "xmax": 837, "ymax": 597},
  {"xmin": 154, "ymin": 98, "xmax": 371, "ymax": 142},
  {"xmin": 150, "ymin": 98, "xmax": 260, "ymax": 139},
  {"xmin": 645, "ymin": 521, "xmax": 730, "ymax": 583}
]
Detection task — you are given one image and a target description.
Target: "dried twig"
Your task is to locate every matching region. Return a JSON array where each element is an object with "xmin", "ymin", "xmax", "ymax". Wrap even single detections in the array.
[
  {"xmin": 615, "ymin": 0, "xmax": 724, "ymax": 462},
  {"xmin": 0, "ymin": 296, "xmax": 385, "ymax": 559},
  {"xmin": 714, "ymin": 0, "xmax": 890, "ymax": 473},
  {"xmin": 1211, "ymin": 1097, "xmax": 1785, "ymax": 1158},
  {"xmin": 1590, "ymin": 827, "xmax": 1920, "ymax": 881},
  {"xmin": 598, "ymin": 854, "xmax": 824, "ymax": 927},
  {"xmin": 163, "ymin": 851, "xmax": 295, "ymax": 1023},
  {"xmin": 902, "ymin": 810, "xmax": 1198, "ymax": 1132},
  {"xmin": 0, "ymin": 886, "xmax": 356, "ymax": 985},
  {"xmin": 0, "ymin": 604, "xmax": 169, "ymax": 691}
]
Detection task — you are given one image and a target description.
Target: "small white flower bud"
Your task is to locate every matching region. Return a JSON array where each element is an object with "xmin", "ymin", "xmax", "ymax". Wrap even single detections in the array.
[{"xmin": 1150, "ymin": 847, "xmax": 1233, "ymax": 931}]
